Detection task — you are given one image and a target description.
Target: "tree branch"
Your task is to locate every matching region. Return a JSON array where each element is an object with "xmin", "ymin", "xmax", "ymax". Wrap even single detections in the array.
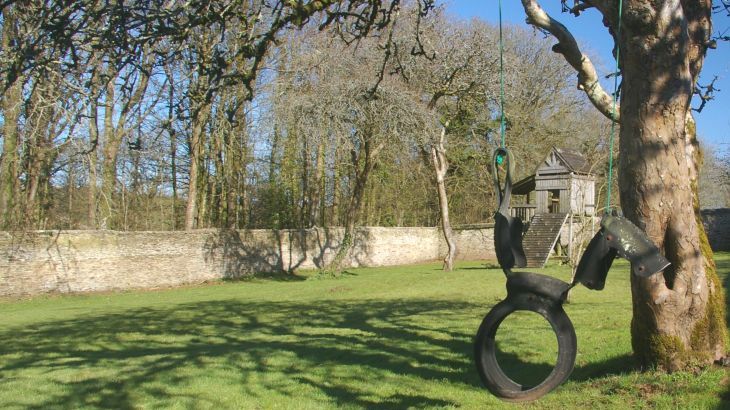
[
  {"xmin": 692, "ymin": 75, "xmax": 719, "ymax": 112},
  {"xmin": 520, "ymin": 0, "xmax": 619, "ymax": 122}
]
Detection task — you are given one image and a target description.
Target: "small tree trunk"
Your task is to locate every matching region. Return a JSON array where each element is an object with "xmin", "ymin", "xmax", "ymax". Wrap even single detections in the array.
[
  {"xmin": 315, "ymin": 141, "xmax": 326, "ymax": 227},
  {"xmin": 0, "ymin": 7, "xmax": 22, "ymax": 228},
  {"xmin": 331, "ymin": 143, "xmax": 341, "ymax": 226},
  {"xmin": 87, "ymin": 150, "xmax": 98, "ymax": 228},
  {"xmin": 184, "ymin": 103, "xmax": 211, "ymax": 230},
  {"xmin": 328, "ymin": 136, "xmax": 383, "ymax": 272},
  {"xmin": 0, "ymin": 80, "xmax": 22, "ymax": 228},
  {"xmin": 169, "ymin": 126, "xmax": 178, "ymax": 230},
  {"xmin": 67, "ymin": 162, "xmax": 76, "ymax": 219},
  {"xmin": 100, "ymin": 78, "xmax": 119, "ymax": 229},
  {"xmin": 430, "ymin": 126, "xmax": 457, "ymax": 271},
  {"xmin": 300, "ymin": 134, "xmax": 311, "ymax": 227},
  {"xmin": 164, "ymin": 63, "xmax": 179, "ymax": 230}
]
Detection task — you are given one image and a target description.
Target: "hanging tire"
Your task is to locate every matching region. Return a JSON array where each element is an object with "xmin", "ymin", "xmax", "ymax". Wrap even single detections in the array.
[{"xmin": 474, "ymin": 293, "xmax": 577, "ymax": 402}]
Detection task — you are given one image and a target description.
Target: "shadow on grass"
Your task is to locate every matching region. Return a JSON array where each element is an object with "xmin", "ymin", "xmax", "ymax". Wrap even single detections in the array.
[
  {"xmin": 493, "ymin": 349, "xmax": 635, "ymax": 387},
  {"xmin": 572, "ymin": 354, "xmax": 637, "ymax": 381},
  {"xmin": 0, "ymin": 299, "xmax": 475, "ymax": 408},
  {"xmin": 460, "ymin": 263, "xmax": 501, "ymax": 270},
  {"xmin": 224, "ymin": 271, "xmax": 307, "ymax": 282},
  {"xmin": 0, "ymin": 296, "xmax": 647, "ymax": 408}
]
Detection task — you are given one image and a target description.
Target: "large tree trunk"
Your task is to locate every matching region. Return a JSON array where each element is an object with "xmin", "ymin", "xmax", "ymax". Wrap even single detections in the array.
[
  {"xmin": 619, "ymin": 0, "xmax": 725, "ymax": 370},
  {"xmin": 521, "ymin": 0, "xmax": 726, "ymax": 371},
  {"xmin": 430, "ymin": 126, "xmax": 457, "ymax": 271}
]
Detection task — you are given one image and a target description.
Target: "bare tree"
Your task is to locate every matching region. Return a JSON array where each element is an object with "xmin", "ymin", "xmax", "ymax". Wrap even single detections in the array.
[{"xmin": 274, "ymin": 23, "xmax": 435, "ymax": 270}]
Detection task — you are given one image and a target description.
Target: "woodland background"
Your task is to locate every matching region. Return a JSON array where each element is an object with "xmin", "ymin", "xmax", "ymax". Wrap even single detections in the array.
[{"xmin": 1, "ymin": 1, "xmax": 728, "ymax": 234}]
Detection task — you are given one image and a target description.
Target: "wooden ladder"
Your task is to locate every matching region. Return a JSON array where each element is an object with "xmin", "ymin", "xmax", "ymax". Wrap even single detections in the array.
[{"xmin": 521, "ymin": 212, "xmax": 569, "ymax": 268}]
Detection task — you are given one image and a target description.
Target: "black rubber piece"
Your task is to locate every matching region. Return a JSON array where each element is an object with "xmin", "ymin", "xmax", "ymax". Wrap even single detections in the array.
[
  {"xmin": 474, "ymin": 292, "xmax": 577, "ymax": 402},
  {"xmin": 505, "ymin": 272, "xmax": 571, "ymax": 302},
  {"xmin": 494, "ymin": 212, "xmax": 527, "ymax": 270},
  {"xmin": 573, "ymin": 229, "xmax": 617, "ymax": 290}
]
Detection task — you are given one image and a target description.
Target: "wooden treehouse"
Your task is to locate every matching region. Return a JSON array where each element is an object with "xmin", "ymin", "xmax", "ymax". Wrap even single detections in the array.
[{"xmin": 510, "ymin": 147, "xmax": 597, "ymax": 267}]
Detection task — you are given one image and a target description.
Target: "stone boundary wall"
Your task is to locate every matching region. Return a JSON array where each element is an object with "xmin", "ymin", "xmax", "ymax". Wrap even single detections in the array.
[
  {"xmin": 701, "ymin": 208, "xmax": 730, "ymax": 252},
  {"xmin": 0, "ymin": 227, "xmax": 495, "ymax": 297},
  {"xmin": 3, "ymin": 210, "xmax": 724, "ymax": 298}
]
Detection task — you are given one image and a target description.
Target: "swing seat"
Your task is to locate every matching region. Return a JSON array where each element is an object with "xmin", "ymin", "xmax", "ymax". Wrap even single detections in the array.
[
  {"xmin": 573, "ymin": 229, "xmax": 616, "ymax": 290},
  {"xmin": 573, "ymin": 214, "xmax": 671, "ymax": 290},
  {"xmin": 506, "ymin": 271, "xmax": 570, "ymax": 302},
  {"xmin": 601, "ymin": 215, "xmax": 671, "ymax": 277}
]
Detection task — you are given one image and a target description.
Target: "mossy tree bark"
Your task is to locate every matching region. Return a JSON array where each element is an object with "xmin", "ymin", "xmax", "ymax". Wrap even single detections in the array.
[
  {"xmin": 617, "ymin": 0, "xmax": 726, "ymax": 370},
  {"xmin": 521, "ymin": 0, "xmax": 726, "ymax": 370}
]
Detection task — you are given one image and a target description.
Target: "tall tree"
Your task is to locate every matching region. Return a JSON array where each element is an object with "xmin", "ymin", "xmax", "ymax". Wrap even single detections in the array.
[
  {"xmin": 520, "ymin": 0, "xmax": 726, "ymax": 369},
  {"xmin": 274, "ymin": 24, "xmax": 434, "ymax": 269}
]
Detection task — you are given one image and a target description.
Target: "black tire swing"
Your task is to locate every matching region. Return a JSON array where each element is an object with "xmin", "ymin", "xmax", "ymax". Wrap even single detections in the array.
[
  {"xmin": 474, "ymin": 147, "xmax": 577, "ymax": 402},
  {"xmin": 474, "ymin": 0, "xmax": 673, "ymax": 401},
  {"xmin": 474, "ymin": 145, "xmax": 672, "ymax": 402},
  {"xmin": 474, "ymin": 276, "xmax": 576, "ymax": 402}
]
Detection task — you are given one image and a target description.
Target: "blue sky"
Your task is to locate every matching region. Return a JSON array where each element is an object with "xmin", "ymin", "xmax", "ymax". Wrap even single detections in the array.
[{"xmin": 444, "ymin": 1, "xmax": 729, "ymax": 151}]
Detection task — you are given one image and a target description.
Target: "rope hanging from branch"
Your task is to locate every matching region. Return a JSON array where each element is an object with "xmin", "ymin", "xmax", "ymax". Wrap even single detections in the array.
[{"xmin": 605, "ymin": 0, "xmax": 624, "ymax": 212}]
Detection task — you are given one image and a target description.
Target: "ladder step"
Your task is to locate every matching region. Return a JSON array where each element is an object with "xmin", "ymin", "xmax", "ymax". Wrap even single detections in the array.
[{"xmin": 517, "ymin": 212, "xmax": 569, "ymax": 268}]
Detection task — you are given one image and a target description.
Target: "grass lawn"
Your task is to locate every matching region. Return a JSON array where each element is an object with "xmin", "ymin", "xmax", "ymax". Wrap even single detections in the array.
[{"xmin": 0, "ymin": 253, "xmax": 728, "ymax": 409}]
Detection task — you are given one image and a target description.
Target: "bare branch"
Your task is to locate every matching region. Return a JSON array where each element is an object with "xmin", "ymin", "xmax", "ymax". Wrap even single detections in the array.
[
  {"xmin": 693, "ymin": 75, "xmax": 719, "ymax": 112},
  {"xmin": 712, "ymin": 0, "xmax": 730, "ymax": 16},
  {"xmin": 521, "ymin": 0, "xmax": 619, "ymax": 122},
  {"xmin": 561, "ymin": 0, "xmax": 594, "ymax": 16}
]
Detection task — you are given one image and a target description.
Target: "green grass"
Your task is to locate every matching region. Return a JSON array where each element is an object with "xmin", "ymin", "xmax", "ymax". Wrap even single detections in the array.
[{"xmin": 0, "ymin": 254, "xmax": 728, "ymax": 409}]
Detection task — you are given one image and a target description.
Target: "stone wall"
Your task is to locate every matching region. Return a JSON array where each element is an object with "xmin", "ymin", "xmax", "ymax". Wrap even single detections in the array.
[
  {"xmin": 701, "ymin": 208, "xmax": 730, "ymax": 252},
  {"xmin": 0, "ymin": 227, "xmax": 495, "ymax": 297},
  {"xmin": 3, "ymin": 210, "xmax": 724, "ymax": 298}
]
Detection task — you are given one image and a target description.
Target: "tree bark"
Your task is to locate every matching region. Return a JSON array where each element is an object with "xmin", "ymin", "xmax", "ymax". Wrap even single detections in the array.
[
  {"xmin": 328, "ymin": 132, "xmax": 383, "ymax": 271},
  {"xmin": 184, "ymin": 102, "xmax": 212, "ymax": 230},
  {"xmin": 24, "ymin": 79, "xmax": 64, "ymax": 226},
  {"xmin": 521, "ymin": 0, "xmax": 726, "ymax": 370},
  {"xmin": 99, "ymin": 75, "xmax": 118, "ymax": 229},
  {"xmin": 0, "ymin": 77, "xmax": 22, "ymax": 228},
  {"xmin": 315, "ymin": 141, "xmax": 326, "ymax": 227},
  {"xmin": 618, "ymin": 0, "xmax": 724, "ymax": 369},
  {"xmin": 430, "ymin": 125, "xmax": 457, "ymax": 271},
  {"xmin": 169, "ymin": 115, "xmax": 178, "ymax": 230},
  {"xmin": 331, "ymin": 143, "xmax": 341, "ymax": 226},
  {"xmin": 0, "ymin": 7, "xmax": 22, "ymax": 228}
]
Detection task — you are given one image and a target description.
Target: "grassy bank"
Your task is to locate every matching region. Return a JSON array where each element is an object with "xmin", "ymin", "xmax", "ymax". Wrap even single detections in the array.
[{"xmin": 1, "ymin": 253, "xmax": 728, "ymax": 409}]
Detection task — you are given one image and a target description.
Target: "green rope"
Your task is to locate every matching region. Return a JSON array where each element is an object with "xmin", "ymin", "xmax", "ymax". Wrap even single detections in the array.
[
  {"xmin": 605, "ymin": 0, "xmax": 623, "ymax": 213},
  {"xmin": 498, "ymin": 0, "xmax": 506, "ymax": 149}
]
